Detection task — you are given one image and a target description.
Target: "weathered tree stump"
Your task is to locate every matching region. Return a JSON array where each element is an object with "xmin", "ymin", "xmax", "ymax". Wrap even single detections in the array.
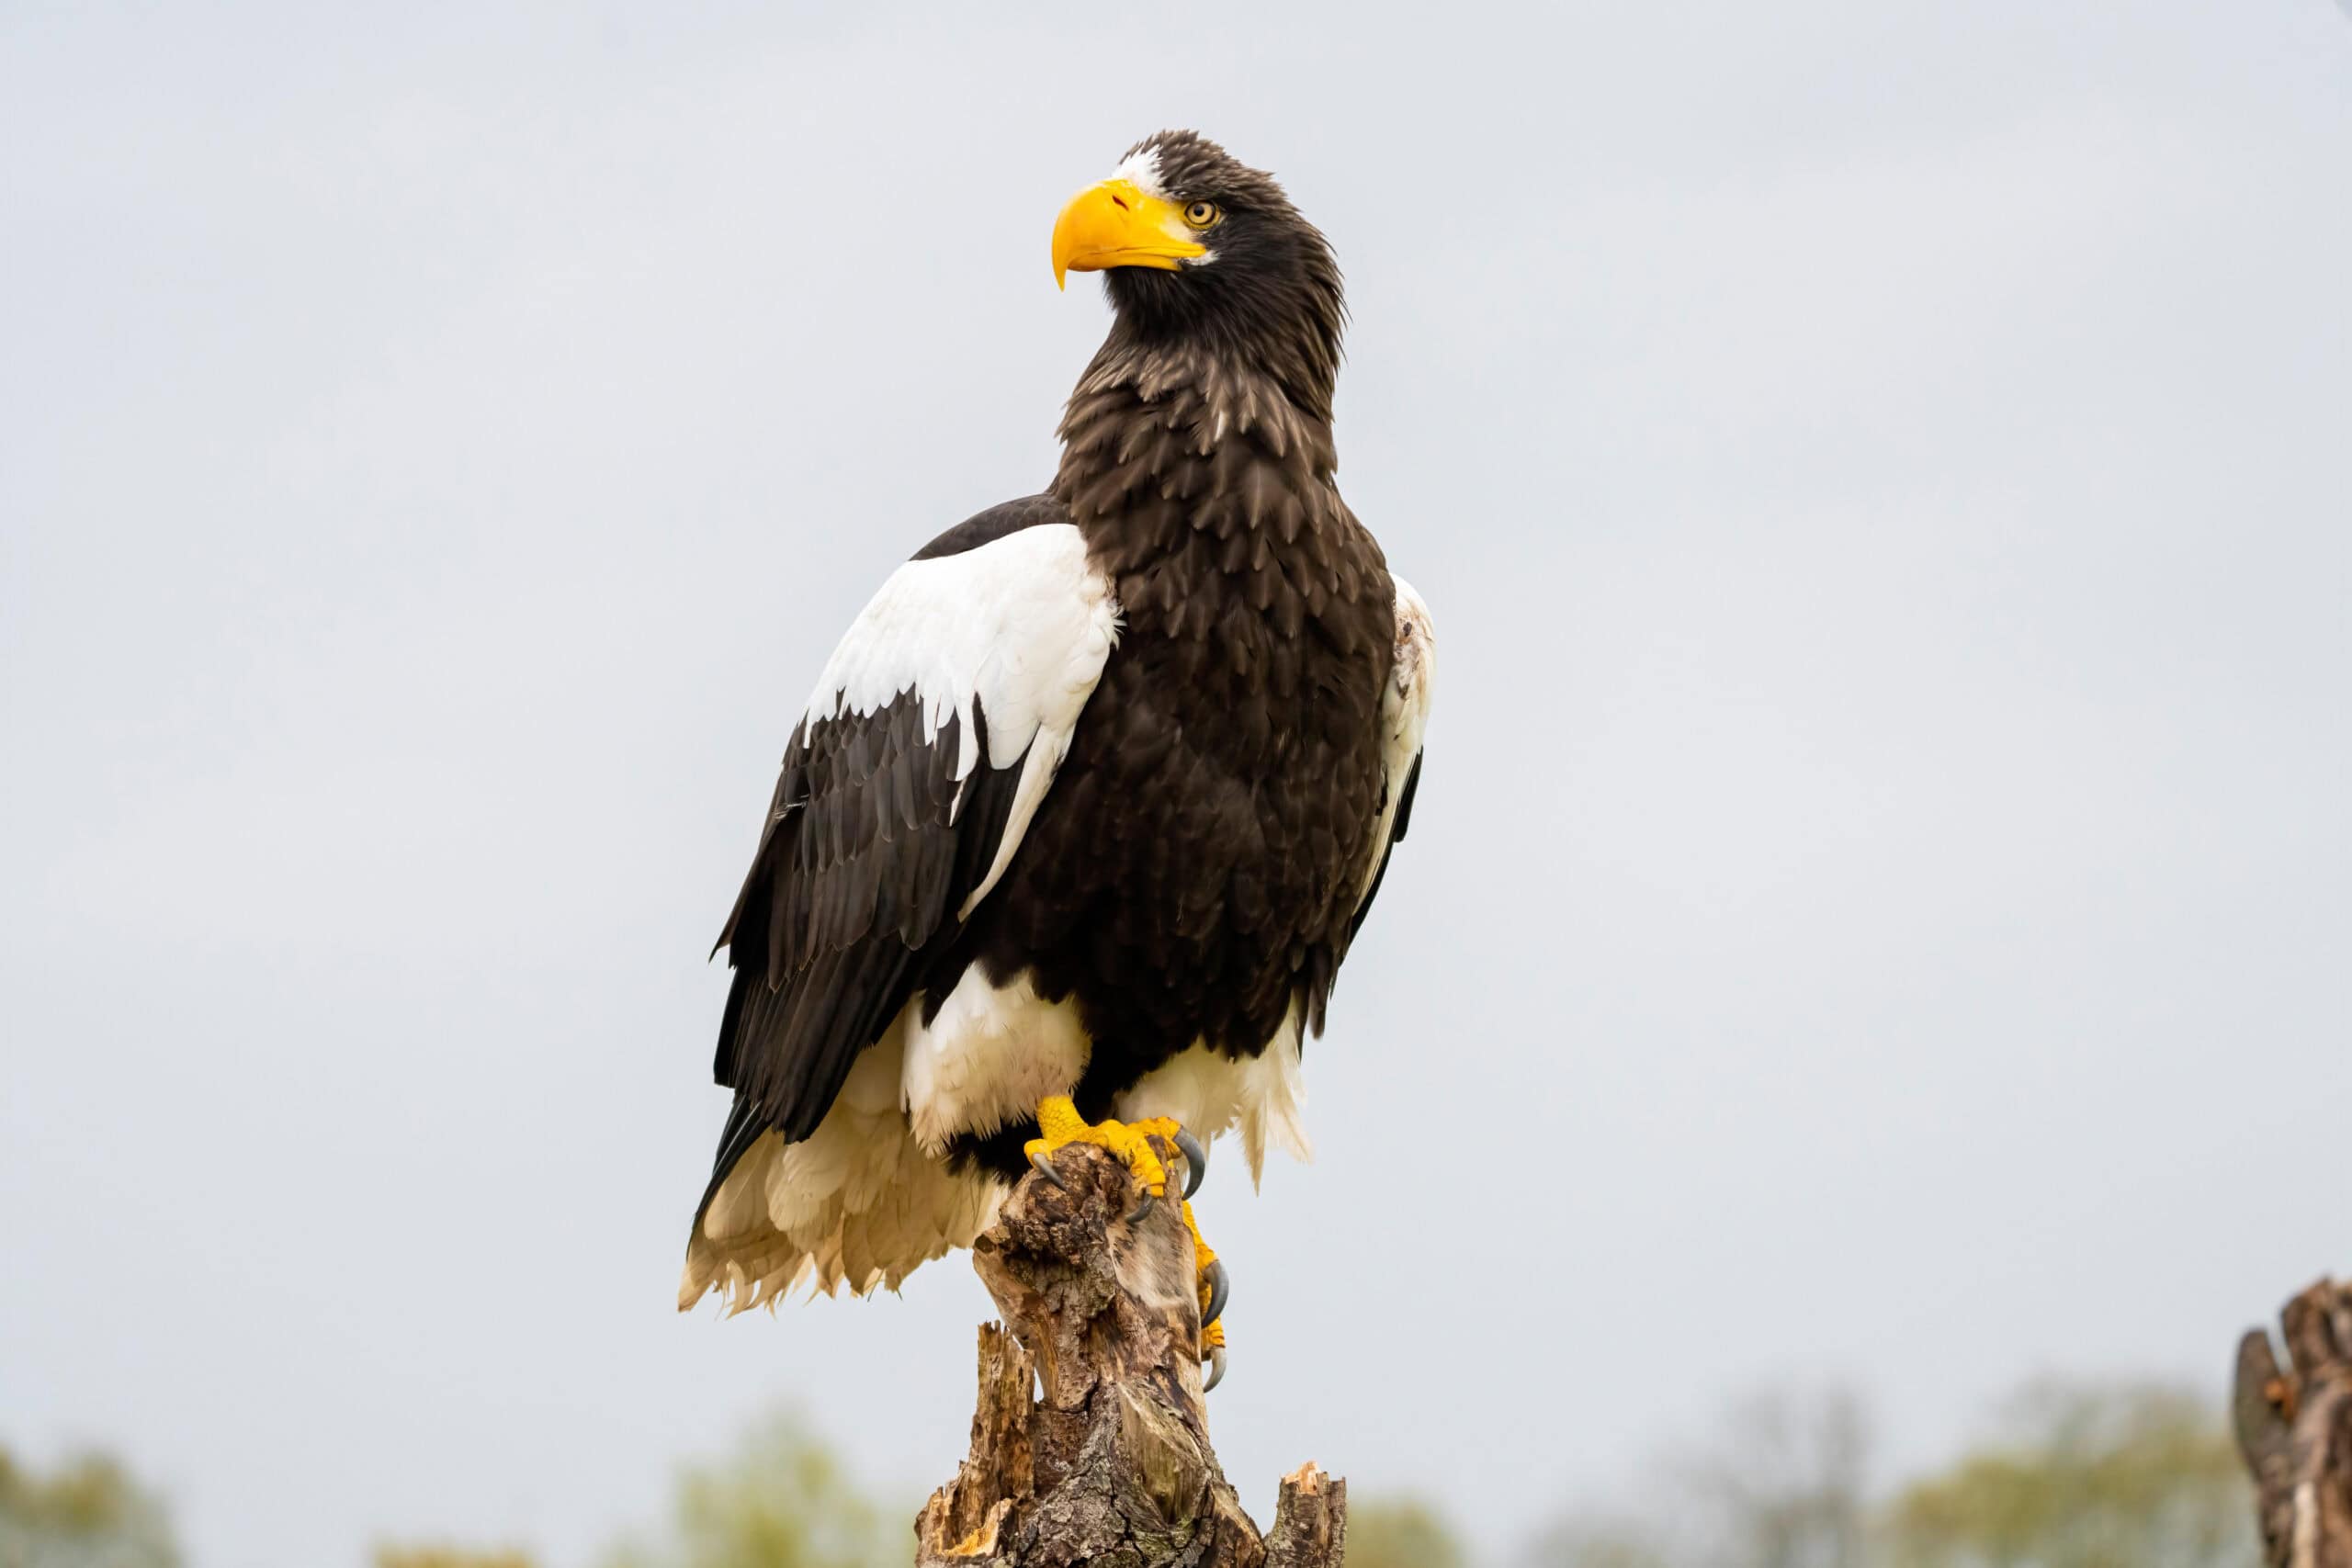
[
  {"xmin": 915, "ymin": 1141, "xmax": 1346, "ymax": 1567},
  {"xmin": 2234, "ymin": 1276, "xmax": 2352, "ymax": 1568}
]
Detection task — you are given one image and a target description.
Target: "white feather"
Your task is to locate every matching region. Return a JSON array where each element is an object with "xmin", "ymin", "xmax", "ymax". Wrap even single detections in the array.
[
  {"xmin": 1117, "ymin": 1001, "xmax": 1311, "ymax": 1189},
  {"xmin": 803, "ymin": 522, "xmax": 1119, "ymax": 784},
  {"xmin": 1113, "ymin": 146, "xmax": 1171, "ymax": 199},
  {"xmin": 902, "ymin": 967, "xmax": 1091, "ymax": 1155},
  {"xmin": 797, "ymin": 523, "xmax": 1118, "ymax": 920},
  {"xmin": 1358, "ymin": 575, "xmax": 1437, "ymax": 907},
  {"xmin": 681, "ymin": 1014, "xmax": 1001, "ymax": 1313}
]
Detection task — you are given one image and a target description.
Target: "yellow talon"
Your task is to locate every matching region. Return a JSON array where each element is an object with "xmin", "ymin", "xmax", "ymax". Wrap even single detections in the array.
[
  {"xmin": 1182, "ymin": 1201, "xmax": 1218, "ymax": 1302},
  {"xmin": 1181, "ymin": 1199, "xmax": 1230, "ymax": 1373},
  {"xmin": 1023, "ymin": 1096, "xmax": 1172, "ymax": 1201}
]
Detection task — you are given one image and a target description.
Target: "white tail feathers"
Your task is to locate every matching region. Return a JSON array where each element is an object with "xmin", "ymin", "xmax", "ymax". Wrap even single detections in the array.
[{"xmin": 678, "ymin": 1030, "xmax": 999, "ymax": 1314}]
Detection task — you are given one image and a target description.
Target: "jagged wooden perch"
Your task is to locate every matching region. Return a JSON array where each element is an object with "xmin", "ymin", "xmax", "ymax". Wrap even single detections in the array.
[
  {"xmin": 2235, "ymin": 1275, "xmax": 2352, "ymax": 1568},
  {"xmin": 915, "ymin": 1140, "xmax": 1346, "ymax": 1567}
]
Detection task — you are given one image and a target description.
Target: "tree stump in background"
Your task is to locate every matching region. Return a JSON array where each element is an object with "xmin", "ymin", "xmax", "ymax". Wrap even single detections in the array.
[
  {"xmin": 915, "ymin": 1141, "xmax": 1346, "ymax": 1567},
  {"xmin": 2234, "ymin": 1276, "xmax": 2352, "ymax": 1568}
]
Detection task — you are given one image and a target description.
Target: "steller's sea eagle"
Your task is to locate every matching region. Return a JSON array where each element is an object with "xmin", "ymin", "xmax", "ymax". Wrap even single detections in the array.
[{"xmin": 680, "ymin": 130, "xmax": 1435, "ymax": 1388}]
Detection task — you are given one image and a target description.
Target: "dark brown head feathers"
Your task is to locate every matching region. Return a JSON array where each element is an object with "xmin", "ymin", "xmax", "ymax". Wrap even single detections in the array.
[{"xmin": 1093, "ymin": 130, "xmax": 1347, "ymax": 422}]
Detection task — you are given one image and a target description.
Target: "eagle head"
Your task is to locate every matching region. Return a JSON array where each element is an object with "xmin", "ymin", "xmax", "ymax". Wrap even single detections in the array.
[{"xmin": 1053, "ymin": 130, "xmax": 1345, "ymax": 402}]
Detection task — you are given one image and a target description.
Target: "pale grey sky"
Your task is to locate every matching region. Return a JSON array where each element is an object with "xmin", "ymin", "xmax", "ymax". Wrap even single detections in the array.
[{"xmin": 3, "ymin": 3, "xmax": 2346, "ymax": 1565}]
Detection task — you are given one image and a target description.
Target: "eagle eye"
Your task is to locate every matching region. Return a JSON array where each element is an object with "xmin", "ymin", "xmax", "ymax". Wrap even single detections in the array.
[{"xmin": 1181, "ymin": 201, "xmax": 1222, "ymax": 231}]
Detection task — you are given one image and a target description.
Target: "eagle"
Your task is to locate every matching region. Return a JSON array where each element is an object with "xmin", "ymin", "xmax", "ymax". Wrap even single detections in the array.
[{"xmin": 680, "ymin": 130, "xmax": 1435, "ymax": 1389}]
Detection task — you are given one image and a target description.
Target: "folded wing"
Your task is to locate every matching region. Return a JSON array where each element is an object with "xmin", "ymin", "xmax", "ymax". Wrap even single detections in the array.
[{"xmin": 698, "ymin": 501, "xmax": 1120, "ymax": 1225}]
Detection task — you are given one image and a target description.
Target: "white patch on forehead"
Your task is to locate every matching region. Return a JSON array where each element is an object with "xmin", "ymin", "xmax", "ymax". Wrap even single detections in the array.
[{"xmin": 1113, "ymin": 146, "xmax": 1172, "ymax": 199}]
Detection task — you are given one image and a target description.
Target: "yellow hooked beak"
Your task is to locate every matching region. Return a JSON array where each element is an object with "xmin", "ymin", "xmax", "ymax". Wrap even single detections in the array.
[{"xmin": 1051, "ymin": 179, "xmax": 1208, "ymax": 289}]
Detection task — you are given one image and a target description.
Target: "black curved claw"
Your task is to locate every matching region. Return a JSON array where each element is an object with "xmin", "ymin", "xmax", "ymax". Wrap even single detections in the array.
[
  {"xmin": 1201, "ymin": 1257, "xmax": 1230, "ymax": 1330},
  {"xmin": 1126, "ymin": 1188, "xmax": 1159, "ymax": 1225},
  {"xmin": 1028, "ymin": 1148, "xmax": 1070, "ymax": 1192},
  {"xmin": 1204, "ymin": 1346, "xmax": 1227, "ymax": 1393},
  {"xmin": 1171, "ymin": 1128, "xmax": 1209, "ymax": 1200}
]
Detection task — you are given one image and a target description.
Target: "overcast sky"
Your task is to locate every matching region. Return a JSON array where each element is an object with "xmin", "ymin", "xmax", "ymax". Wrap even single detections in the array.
[{"xmin": 3, "ymin": 2, "xmax": 2346, "ymax": 1564}]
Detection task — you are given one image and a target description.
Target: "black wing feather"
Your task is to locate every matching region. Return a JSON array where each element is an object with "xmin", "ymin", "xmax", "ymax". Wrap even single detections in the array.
[{"xmin": 696, "ymin": 696, "xmax": 1031, "ymax": 1223}]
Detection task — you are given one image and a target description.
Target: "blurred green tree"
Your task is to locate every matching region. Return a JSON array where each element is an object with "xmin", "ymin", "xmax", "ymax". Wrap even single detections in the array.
[
  {"xmin": 1884, "ymin": 1382, "xmax": 2257, "ymax": 1568},
  {"xmin": 374, "ymin": 1549, "xmax": 539, "ymax": 1568},
  {"xmin": 1345, "ymin": 1495, "xmax": 1470, "ymax": 1568},
  {"xmin": 1523, "ymin": 1381, "xmax": 2257, "ymax": 1568},
  {"xmin": 0, "ymin": 1445, "xmax": 180, "ymax": 1568},
  {"xmin": 598, "ymin": 1410, "xmax": 897, "ymax": 1568}
]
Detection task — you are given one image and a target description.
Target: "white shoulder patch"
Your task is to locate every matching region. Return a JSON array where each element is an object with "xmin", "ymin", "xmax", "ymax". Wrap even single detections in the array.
[
  {"xmin": 802, "ymin": 521, "xmax": 1122, "ymax": 917},
  {"xmin": 1359, "ymin": 575, "xmax": 1436, "ymax": 907}
]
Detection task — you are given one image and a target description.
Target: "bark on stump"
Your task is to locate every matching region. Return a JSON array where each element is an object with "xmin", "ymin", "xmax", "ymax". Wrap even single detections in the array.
[
  {"xmin": 2234, "ymin": 1276, "xmax": 2352, "ymax": 1568},
  {"xmin": 915, "ymin": 1141, "xmax": 1346, "ymax": 1567}
]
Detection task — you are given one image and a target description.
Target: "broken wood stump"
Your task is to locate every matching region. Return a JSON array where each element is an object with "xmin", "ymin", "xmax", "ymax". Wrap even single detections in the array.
[
  {"xmin": 2234, "ymin": 1275, "xmax": 2352, "ymax": 1568},
  {"xmin": 915, "ymin": 1140, "xmax": 1346, "ymax": 1567}
]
